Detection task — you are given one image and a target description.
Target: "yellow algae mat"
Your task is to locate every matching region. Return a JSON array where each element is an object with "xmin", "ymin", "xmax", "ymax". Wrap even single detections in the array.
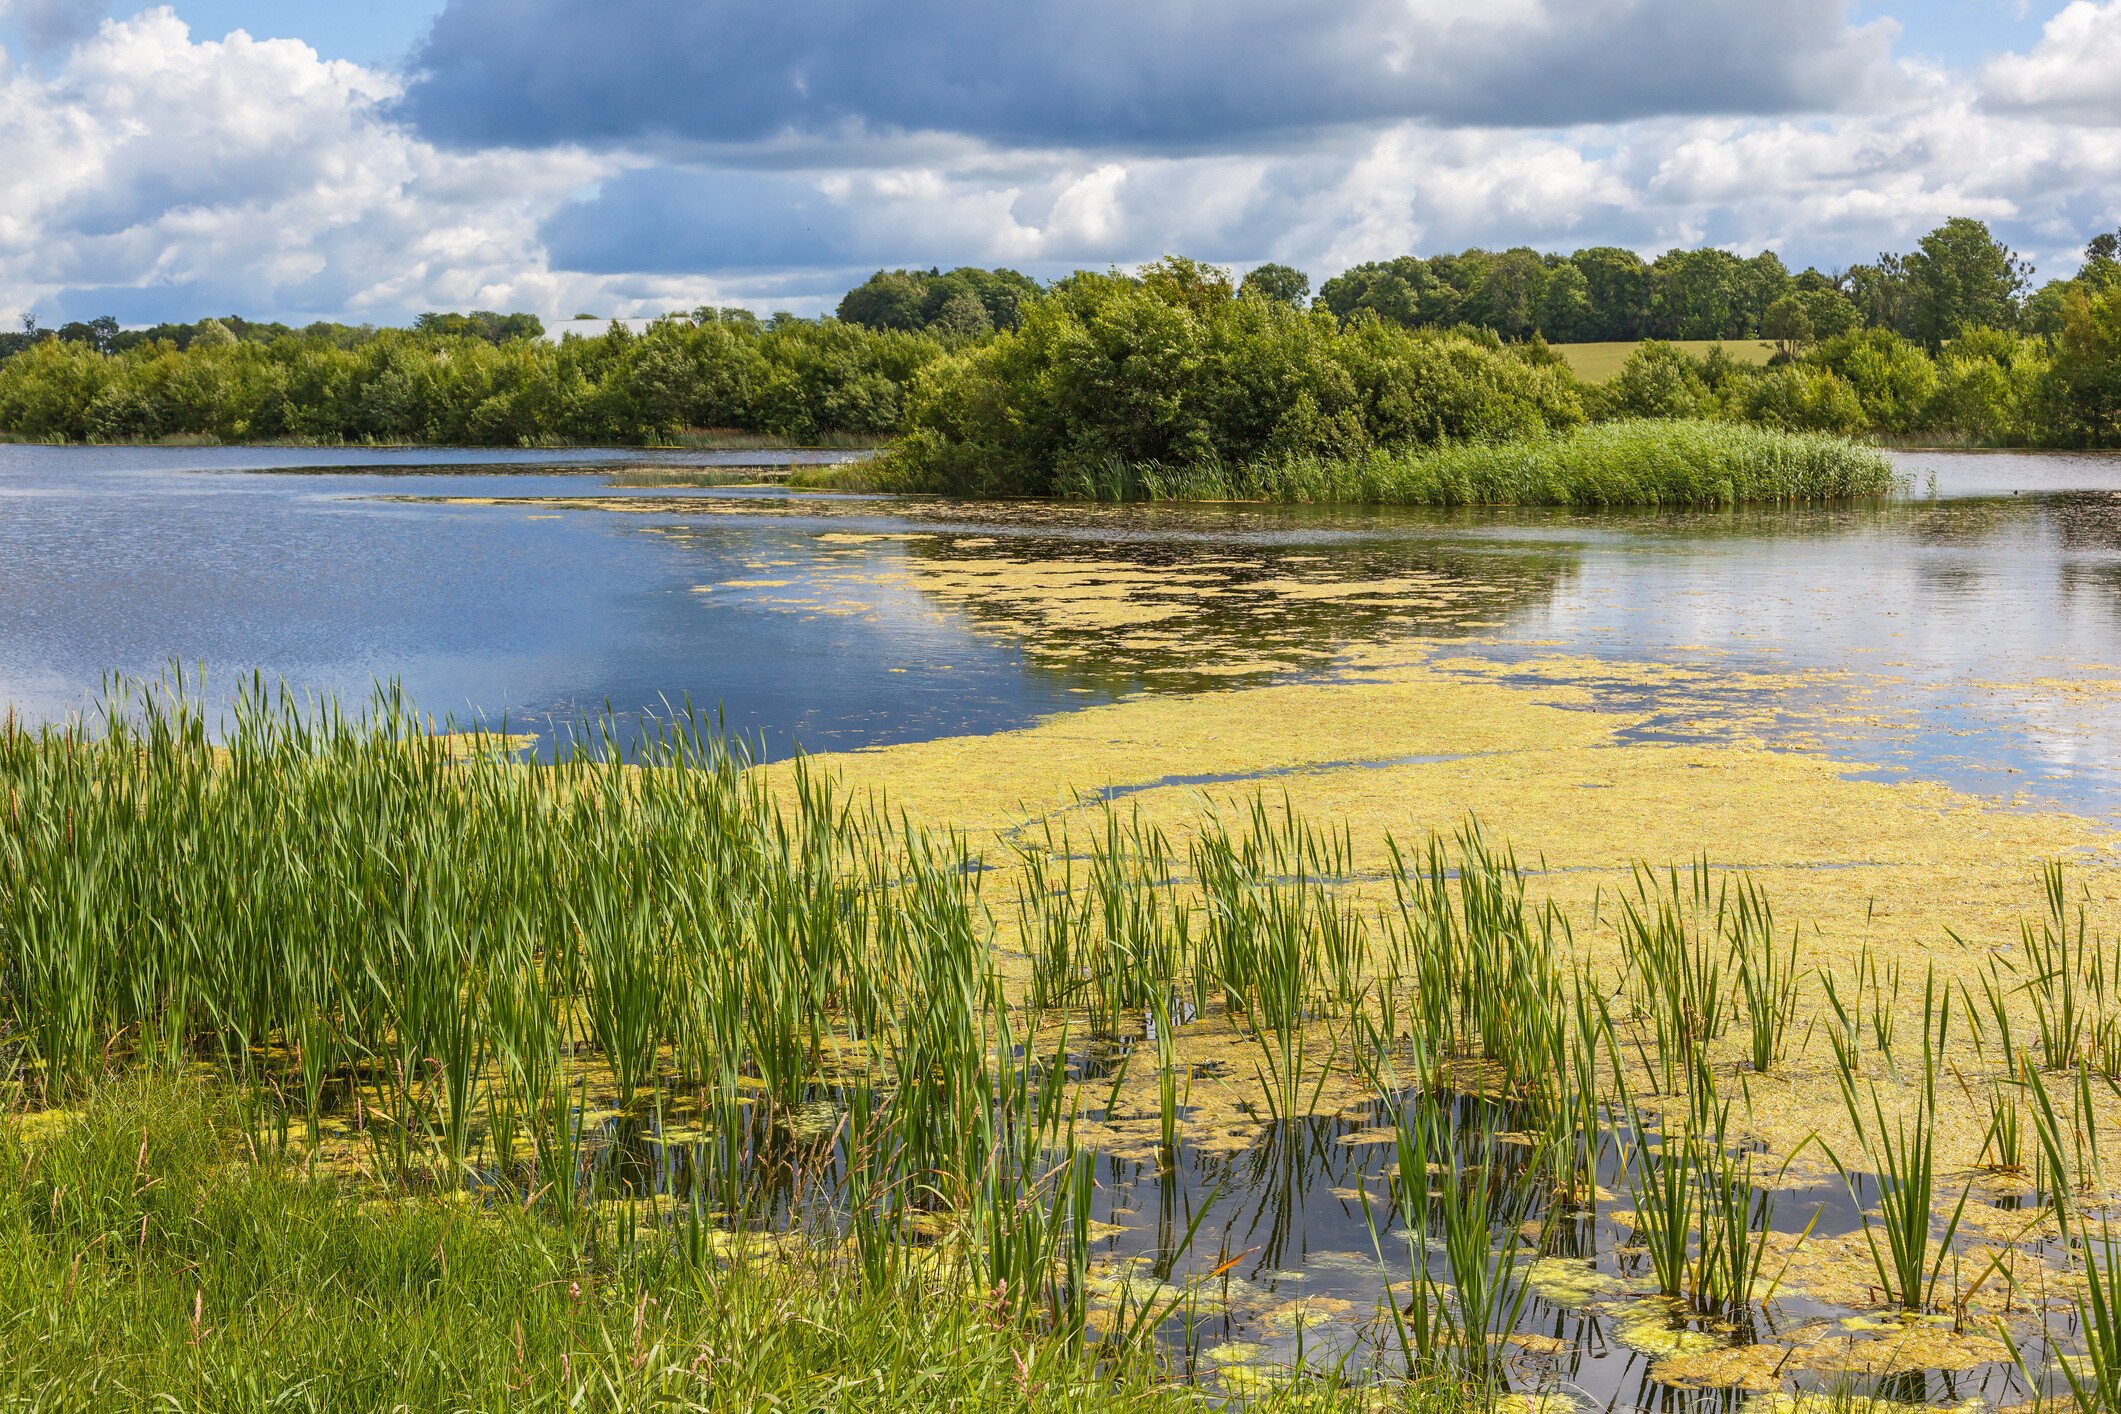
[{"xmin": 787, "ymin": 645, "xmax": 2121, "ymax": 1172}]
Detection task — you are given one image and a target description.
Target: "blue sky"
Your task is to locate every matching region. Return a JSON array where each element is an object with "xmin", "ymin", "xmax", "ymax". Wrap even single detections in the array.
[{"xmin": 0, "ymin": 0, "xmax": 2117, "ymax": 326}]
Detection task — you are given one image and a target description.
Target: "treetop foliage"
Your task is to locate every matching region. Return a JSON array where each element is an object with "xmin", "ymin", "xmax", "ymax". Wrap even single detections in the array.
[{"xmin": 3, "ymin": 218, "xmax": 2119, "ymax": 451}]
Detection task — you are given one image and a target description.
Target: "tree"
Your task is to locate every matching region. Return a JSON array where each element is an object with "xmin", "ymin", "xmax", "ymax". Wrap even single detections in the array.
[
  {"xmin": 1239, "ymin": 263, "xmax": 1310, "ymax": 307},
  {"xmin": 1569, "ymin": 247, "xmax": 1650, "ymax": 341},
  {"xmin": 1742, "ymin": 251, "xmax": 1794, "ymax": 334},
  {"xmin": 1648, "ymin": 249, "xmax": 1751, "ymax": 339},
  {"xmin": 1315, "ymin": 258, "xmax": 1458, "ymax": 328},
  {"xmin": 1533, "ymin": 263, "xmax": 1596, "ymax": 343},
  {"xmin": 56, "ymin": 316, "xmax": 119, "ymax": 354},
  {"xmin": 1138, "ymin": 255, "xmax": 1234, "ymax": 316},
  {"xmin": 1463, "ymin": 249, "xmax": 1548, "ymax": 340},
  {"xmin": 1768, "ymin": 289, "xmax": 1859, "ymax": 354},
  {"xmin": 1762, "ymin": 295, "xmax": 1814, "ymax": 357},
  {"xmin": 836, "ymin": 271, "xmax": 928, "ymax": 331},
  {"xmin": 1845, "ymin": 256, "xmax": 1913, "ymax": 336},
  {"xmin": 412, "ymin": 310, "xmax": 545, "ymax": 344},
  {"xmin": 929, "ymin": 291, "xmax": 993, "ymax": 341},
  {"xmin": 1903, "ymin": 217, "xmax": 2034, "ymax": 349}
]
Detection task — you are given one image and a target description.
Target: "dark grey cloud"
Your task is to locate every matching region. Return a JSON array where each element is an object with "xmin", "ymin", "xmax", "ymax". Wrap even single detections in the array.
[
  {"xmin": 401, "ymin": 0, "xmax": 1899, "ymax": 152},
  {"xmin": 3, "ymin": 0, "xmax": 110, "ymax": 52},
  {"xmin": 540, "ymin": 171, "xmax": 856, "ymax": 272}
]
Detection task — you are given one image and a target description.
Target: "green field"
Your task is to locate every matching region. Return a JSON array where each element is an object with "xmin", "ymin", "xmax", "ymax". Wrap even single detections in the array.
[{"xmin": 1553, "ymin": 339, "xmax": 1778, "ymax": 383}]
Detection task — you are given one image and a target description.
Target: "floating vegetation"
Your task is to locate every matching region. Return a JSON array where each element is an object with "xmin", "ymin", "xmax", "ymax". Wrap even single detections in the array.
[{"xmin": 2, "ymin": 674, "xmax": 2120, "ymax": 1411}]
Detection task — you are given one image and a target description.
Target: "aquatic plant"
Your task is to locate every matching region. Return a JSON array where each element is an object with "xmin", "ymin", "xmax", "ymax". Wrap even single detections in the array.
[{"xmin": 1056, "ymin": 420, "xmax": 1901, "ymax": 507}]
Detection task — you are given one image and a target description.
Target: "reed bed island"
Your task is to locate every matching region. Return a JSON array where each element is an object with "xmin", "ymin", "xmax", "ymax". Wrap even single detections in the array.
[{"xmin": 3, "ymin": 671, "xmax": 2118, "ymax": 1413}]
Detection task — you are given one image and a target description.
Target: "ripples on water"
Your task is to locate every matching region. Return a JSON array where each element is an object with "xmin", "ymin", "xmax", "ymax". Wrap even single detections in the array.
[{"xmin": 4, "ymin": 443, "xmax": 2119, "ymax": 814}]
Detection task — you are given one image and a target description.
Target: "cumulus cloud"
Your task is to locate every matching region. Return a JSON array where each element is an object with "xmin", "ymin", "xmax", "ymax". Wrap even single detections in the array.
[
  {"xmin": 400, "ymin": 0, "xmax": 1902, "ymax": 152},
  {"xmin": 5, "ymin": 1, "xmax": 2121, "ymax": 330},
  {"xmin": 1982, "ymin": 0, "xmax": 2121, "ymax": 124},
  {"xmin": 0, "ymin": 8, "xmax": 757, "ymax": 325}
]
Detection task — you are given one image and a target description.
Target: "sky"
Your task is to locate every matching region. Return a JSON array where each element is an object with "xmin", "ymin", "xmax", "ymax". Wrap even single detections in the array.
[{"xmin": 0, "ymin": 0, "xmax": 2117, "ymax": 327}]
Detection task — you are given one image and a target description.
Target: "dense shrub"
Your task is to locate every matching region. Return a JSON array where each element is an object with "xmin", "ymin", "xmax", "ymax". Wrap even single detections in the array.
[
  {"xmin": 0, "ymin": 316, "xmax": 945, "ymax": 446},
  {"xmin": 882, "ymin": 272, "xmax": 1583, "ymax": 496}
]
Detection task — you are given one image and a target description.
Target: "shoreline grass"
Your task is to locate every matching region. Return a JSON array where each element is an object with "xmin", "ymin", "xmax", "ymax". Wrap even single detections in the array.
[{"xmin": 1049, "ymin": 420, "xmax": 1903, "ymax": 506}]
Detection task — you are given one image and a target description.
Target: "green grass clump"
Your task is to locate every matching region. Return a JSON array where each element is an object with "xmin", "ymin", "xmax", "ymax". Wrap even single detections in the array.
[
  {"xmin": 1061, "ymin": 421, "xmax": 1900, "ymax": 507},
  {"xmin": 0, "ymin": 1073, "xmax": 1327, "ymax": 1414}
]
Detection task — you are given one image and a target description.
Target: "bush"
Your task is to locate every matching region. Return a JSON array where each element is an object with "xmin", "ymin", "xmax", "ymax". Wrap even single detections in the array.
[
  {"xmin": 1806, "ymin": 329, "xmax": 1938, "ymax": 433},
  {"xmin": 0, "ymin": 315, "xmax": 949, "ymax": 446},
  {"xmin": 1591, "ymin": 342, "xmax": 1714, "ymax": 420},
  {"xmin": 1739, "ymin": 365, "xmax": 1867, "ymax": 434},
  {"xmin": 883, "ymin": 273, "xmax": 1583, "ymax": 496}
]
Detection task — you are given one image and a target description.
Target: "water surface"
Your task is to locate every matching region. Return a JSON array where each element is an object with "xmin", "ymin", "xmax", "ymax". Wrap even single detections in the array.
[{"xmin": 4, "ymin": 444, "xmax": 2120, "ymax": 814}]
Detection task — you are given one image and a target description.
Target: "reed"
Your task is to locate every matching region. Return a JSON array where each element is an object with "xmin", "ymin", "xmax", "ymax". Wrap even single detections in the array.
[
  {"xmin": 1830, "ymin": 985, "xmax": 1969, "ymax": 1312},
  {"xmin": 1066, "ymin": 421, "xmax": 1900, "ymax": 507}
]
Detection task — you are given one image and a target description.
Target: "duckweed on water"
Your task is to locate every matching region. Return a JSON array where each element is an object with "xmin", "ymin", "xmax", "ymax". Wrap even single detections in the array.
[{"xmin": 4, "ymin": 674, "xmax": 2121, "ymax": 1412}]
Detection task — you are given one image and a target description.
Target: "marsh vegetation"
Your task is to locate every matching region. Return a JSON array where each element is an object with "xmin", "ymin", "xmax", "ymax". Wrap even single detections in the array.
[{"xmin": 4, "ymin": 679, "xmax": 2120, "ymax": 1411}]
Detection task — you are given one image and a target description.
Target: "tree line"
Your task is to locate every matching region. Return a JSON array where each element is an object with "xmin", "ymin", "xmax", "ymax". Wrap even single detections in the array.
[{"xmin": 0, "ymin": 217, "xmax": 2116, "ymax": 452}]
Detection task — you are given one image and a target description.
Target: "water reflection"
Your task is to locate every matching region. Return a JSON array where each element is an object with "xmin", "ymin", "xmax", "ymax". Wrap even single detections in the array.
[{"xmin": 4, "ymin": 446, "xmax": 2121, "ymax": 814}]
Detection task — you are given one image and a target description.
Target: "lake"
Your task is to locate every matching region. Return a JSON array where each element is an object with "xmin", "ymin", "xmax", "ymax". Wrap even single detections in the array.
[
  {"xmin": 5, "ymin": 442, "xmax": 2119, "ymax": 817},
  {"xmin": 10, "ymin": 439, "xmax": 2121, "ymax": 1405}
]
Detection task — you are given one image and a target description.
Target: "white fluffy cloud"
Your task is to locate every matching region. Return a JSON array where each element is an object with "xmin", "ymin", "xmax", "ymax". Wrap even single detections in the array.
[
  {"xmin": 2, "ymin": 3, "xmax": 2121, "ymax": 327},
  {"xmin": 0, "ymin": 9, "xmax": 760, "ymax": 326},
  {"xmin": 1982, "ymin": 0, "xmax": 2121, "ymax": 124}
]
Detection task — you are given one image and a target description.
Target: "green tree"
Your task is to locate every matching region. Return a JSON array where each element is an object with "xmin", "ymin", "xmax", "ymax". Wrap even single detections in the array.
[
  {"xmin": 1463, "ymin": 249, "xmax": 1548, "ymax": 339},
  {"xmin": 1239, "ymin": 263, "xmax": 1310, "ymax": 307},
  {"xmin": 2034, "ymin": 283, "xmax": 2121, "ymax": 445},
  {"xmin": 1648, "ymin": 249, "xmax": 1751, "ymax": 339},
  {"xmin": 929, "ymin": 291, "xmax": 994, "ymax": 341},
  {"xmin": 1315, "ymin": 258, "xmax": 1459, "ymax": 328},
  {"xmin": 1762, "ymin": 296, "xmax": 1813, "ymax": 357},
  {"xmin": 1845, "ymin": 256, "xmax": 1913, "ymax": 336},
  {"xmin": 1902, "ymin": 217, "xmax": 2034, "ymax": 349},
  {"xmin": 837, "ymin": 271, "xmax": 931, "ymax": 331},
  {"xmin": 1138, "ymin": 255, "xmax": 1235, "ymax": 316},
  {"xmin": 1570, "ymin": 247, "xmax": 1651, "ymax": 341},
  {"xmin": 1533, "ymin": 263, "xmax": 1596, "ymax": 342}
]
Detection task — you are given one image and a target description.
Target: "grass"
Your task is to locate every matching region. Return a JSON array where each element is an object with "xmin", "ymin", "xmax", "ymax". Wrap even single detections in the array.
[
  {"xmin": 4, "ymin": 674, "xmax": 2119, "ymax": 1408},
  {"xmin": 1055, "ymin": 420, "xmax": 1901, "ymax": 507},
  {"xmin": 1552, "ymin": 340, "xmax": 1777, "ymax": 384},
  {"xmin": 0, "ymin": 1073, "xmax": 1272, "ymax": 1414}
]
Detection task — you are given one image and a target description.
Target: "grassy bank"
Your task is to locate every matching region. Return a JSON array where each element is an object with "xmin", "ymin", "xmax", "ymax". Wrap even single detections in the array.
[
  {"xmin": 1, "ymin": 1074, "xmax": 1300, "ymax": 1414},
  {"xmin": 1047, "ymin": 420, "xmax": 1901, "ymax": 505},
  {"xmin": 1554, "ymin": 339, "xmax": 1776, "ymax": 384}
]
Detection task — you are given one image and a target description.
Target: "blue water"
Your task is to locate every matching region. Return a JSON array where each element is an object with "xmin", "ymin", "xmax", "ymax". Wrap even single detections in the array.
[{"xmin": 5, "ymin": 444, "xmax": 2121, "ymax": 813}]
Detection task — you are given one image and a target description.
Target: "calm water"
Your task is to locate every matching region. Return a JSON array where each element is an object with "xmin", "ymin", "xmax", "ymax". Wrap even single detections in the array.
[
  {"xmin": 4, "ymin": 444, "xmax": 2121, "ymax": 814},
  {"xmin": 10, "ymin": 441, "xmax": 2120, "ymax": 1404}
]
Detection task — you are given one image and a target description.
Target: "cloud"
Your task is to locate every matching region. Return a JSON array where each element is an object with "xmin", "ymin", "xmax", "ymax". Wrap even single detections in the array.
[
  {"xmin": 1981, "ymin": 0, "xmax": 2121, "ymax": 123},
  {"xmin": 0, "ymin": 8, "xmax": 751, "ymax": 325},
  {"xmin": 400, "ymin": 0, "xmax": 1902, "ymax": 152},
  {"xmin": 1, "ymin": 0, "xmax": 110, "ymax": 52},
  {"xmin": 5, "ymin": 1, "xmax": 2121, "ymax": 332}
]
